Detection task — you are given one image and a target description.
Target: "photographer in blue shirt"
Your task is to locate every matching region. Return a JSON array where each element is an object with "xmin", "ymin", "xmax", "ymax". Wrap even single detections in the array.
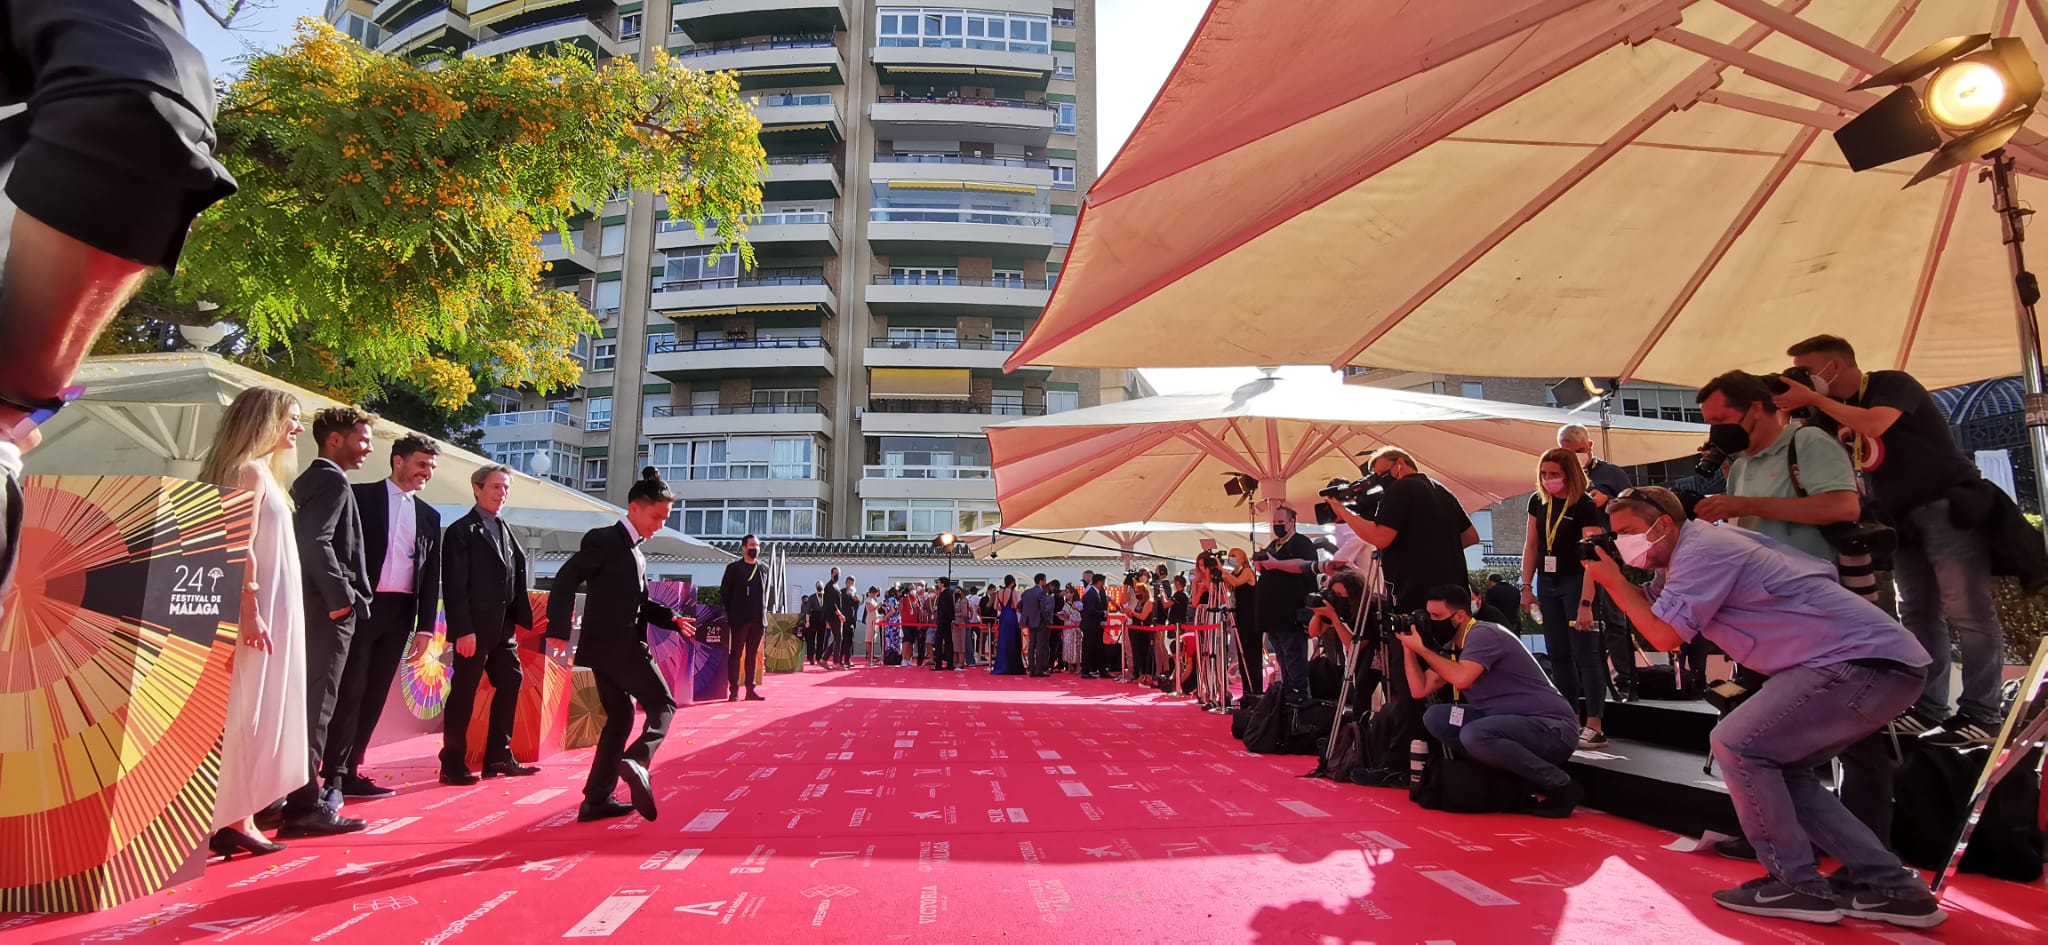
[{"xmin": 1584, "ymin": 487, "xmax": 1941, "ymax": 930}]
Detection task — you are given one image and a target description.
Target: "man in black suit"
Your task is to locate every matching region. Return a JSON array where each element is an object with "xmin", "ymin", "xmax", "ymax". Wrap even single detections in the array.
[
  {"xmin": 325, "ymin": 435, "xmax": 443, "ymax": 799},
  {"xmin": 1080, "ymin": 573, "xmax": 1109, "ymax": 678},
  {"xmin": 438, "ymin": 464, "xmax": 540, "ymax": 785},
  {"xmin": 720, "ymin": 534, "xmax": 767, "ymax": 702},
  {"xmin": 819, "ymin": 566, "xmax": 843, "ymax": 667},
  {"xmin": 282, "ymin": 406, "xmax": 378, "ymax": 837},
  {"xmin": 546, "ymin": 478, "xmax": 695, "ymax": 823},
  {"xmin": 932, "ymin": 577, "xmax": 957, "ymax": 671},
  {"xmin": 838, "ymin": 575, "xmax": 859, "ymax": 669}
]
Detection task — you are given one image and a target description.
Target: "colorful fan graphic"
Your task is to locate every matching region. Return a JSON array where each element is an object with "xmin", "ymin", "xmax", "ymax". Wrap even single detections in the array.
[
  {"xmin": 400, "ymin": 618, "xmax": 450, "ymax": 719},
  {"xmin": 563, "ymin": 667, "xmax": 604, "ymax": 750},
  {"xmin": 462, "ymin": 592, "xmax": 567, "ymax": 767},
  {"xmin": 0, "ymin": 476, "xmax": 252, "ymax": 912},
  {"xmin": 645, "ymin": 581, "xmax": 730, "ymax": 703}
]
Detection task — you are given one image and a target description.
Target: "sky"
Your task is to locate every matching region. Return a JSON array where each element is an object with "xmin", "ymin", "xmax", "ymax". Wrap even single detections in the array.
[{"xmin": 184, "ymin": 0, "xmax": 1307, "ymax": 393}]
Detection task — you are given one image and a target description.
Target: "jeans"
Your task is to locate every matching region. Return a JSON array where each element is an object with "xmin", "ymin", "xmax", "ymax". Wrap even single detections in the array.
[
  {"xmin": 1270, "ymin": 628, "xmax": 1309, "ymax": 701},
  {"xmin": 1537, "ymin": 572, "xmax": 1606, "ymax": 722},
  {"xmin": 1895, "ymin": 499, "xmax": 2004, "ymax": 722},
  {"xmin": 1710, "ymin": 660, "xmax": 1929, "ymax": 897},
  {"xmin": 1423, "ymin": 703, "xmax": 1578, "ymax": 790}
]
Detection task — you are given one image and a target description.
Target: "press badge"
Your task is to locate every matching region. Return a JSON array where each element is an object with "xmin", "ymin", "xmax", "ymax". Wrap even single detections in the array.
[
  {"xmin": 1542, "ymin": 555, "xmax": 1558, "ymax": 573},
  {"xmin": 1448, "ymin": 706, "xmax": 1466, "ymax": 727}
]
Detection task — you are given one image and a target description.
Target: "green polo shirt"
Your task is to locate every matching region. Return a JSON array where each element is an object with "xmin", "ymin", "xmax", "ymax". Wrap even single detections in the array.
[{"xmin": 1726, "ymin": 422, "xmax": 1857, "ymax": 564}]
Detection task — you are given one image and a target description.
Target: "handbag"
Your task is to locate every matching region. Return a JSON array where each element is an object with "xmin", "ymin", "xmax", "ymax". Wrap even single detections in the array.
[{"xmin": 1787, "ymin": 431, "xmax": 1897, "ymax": 565}]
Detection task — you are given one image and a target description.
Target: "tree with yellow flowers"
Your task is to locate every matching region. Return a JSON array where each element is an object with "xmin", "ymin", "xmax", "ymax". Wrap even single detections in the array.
[{"xmin": 108, "ymin": 19, "xmax": 765, "ymax": 411}]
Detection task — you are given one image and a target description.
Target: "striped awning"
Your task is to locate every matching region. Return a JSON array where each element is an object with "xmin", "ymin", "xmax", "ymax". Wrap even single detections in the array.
[
  {"xmin": 466, "ymin": 0, "xmax": 577, "ymax": 29},
  {"xmin": 761, "ymin": 123, "xmax": 831, "ymax": 134},
  {"xmin": 663, "ymin": 303, "xmax": 823, "ymax": 318},
  {"xmin": 738, "ymin": 304, "xmax": 821, "ymax": 313},
  {"xmin": 884, "ymin": 66, "xmax": 1048, "ymax": 78},
  {"xmin": 742, "ymin": 66, "xmax": 835, "ymax": 78},
  {"xmin": 871, "ymin": 367, "xmax": 970, "ymax": 399},
  {"xmin": 963, "ymin": 182, "xmax": 1037, "ymax": 194},
  {"xmin": 884, "ymin": 180, "xmax": 1039, "ymax": 195}
]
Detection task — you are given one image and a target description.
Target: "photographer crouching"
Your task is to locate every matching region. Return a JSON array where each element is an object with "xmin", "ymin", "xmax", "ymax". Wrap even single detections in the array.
[
  {"xmin": 1398, "ymin": 584, "xmax": 1584, "ymax": 818},
  {"xmin": 1584, "ymin": 486, "xmax": 1944, "ymax": 929}
]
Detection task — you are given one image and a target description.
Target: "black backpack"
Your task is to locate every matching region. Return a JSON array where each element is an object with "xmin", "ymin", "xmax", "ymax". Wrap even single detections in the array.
[
  {"xmin": 1242, "ymin": 688, "xmax": 1318, "ymax": 755},
  {"xmin": 1890, "ymin": 739, "xmax": 2045, "ymax": 882},
  {"xmin": 883, "ymin": 648, "xmax": 903, "ymax": 666},
  {"xmin": 1410, "ymin": 748, "xmax": 1533, "ymax": 814}
]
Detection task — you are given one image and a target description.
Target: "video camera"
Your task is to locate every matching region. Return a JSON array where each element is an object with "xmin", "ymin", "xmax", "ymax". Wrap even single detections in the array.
[
  {"xmin": 1315, "ymin": 472, "xmax": 1391, "ymax": 525},
  {"xmin": 1763, "ymin": 365, "xmax": 1834, "ymax": 431}
]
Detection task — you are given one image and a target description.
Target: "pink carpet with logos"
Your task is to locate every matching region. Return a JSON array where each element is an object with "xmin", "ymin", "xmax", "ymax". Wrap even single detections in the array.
[{"xmin": 5, "ymin": 666, "xmax": 2043, "ymax": 944}]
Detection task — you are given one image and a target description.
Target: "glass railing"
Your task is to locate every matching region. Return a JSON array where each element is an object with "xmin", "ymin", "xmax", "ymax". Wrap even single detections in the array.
[
  {"xmin": 871, "ymin": 274, "xmax": 1047, "ymax": 289},
  {"xmin": 475, "ymin": 14, "xmax": 614, "ymax": 45},
  {"xmin": 873, "ymin": 153, "xmax": 1048, "ymax": 168},
  {"xmin": 766, "ymin": 153, "xmax": 835, "ymax": 166},
  {"xmin": 865, "ymin": 398, "xmax": 1042, "ymax": 415},
  {"xmin": 863, "ymin": 464, "xmax": 994, "ymax": 480},
  {"xmin": 482, "ymin": 410, "xmax": 584, "ymax": 429},
  {"xmin": 868, "ymin": 208, "xmax": 1051, "ymax": 226},
  {"xmin": 874, "ymin": 95, "xmax": 1054, "ymax": 111},
  {"xmin": 756, "ymin": 92, "xmax": 835, "ymax": 107},
  {"xmin": 870, "ymin": 336, "xmax": 1023, "ymax": 351},
  {"xmin": 657, "ymin": 211, "xmax": 833, "ymax": 233},
  {"xmin": 671, "ymin": 34, "xmax": 836, "ymax": 57},
  {"xmin": 652, "ymin": 336, "xmax": 832, "ymax": 354},
  {"xmin": 651, "ymin": 269, "xmax": 828, "ymax": 292},
  {"xmin": 876, "ymin": 36, "xmax": 1049, "ymax": 55},
  {"xmin": 650, "ymin": 403, "xmax": 830, "ymax": 417}
]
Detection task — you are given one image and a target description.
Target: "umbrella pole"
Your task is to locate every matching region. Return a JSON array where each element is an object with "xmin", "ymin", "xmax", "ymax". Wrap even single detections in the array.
[{"xmin": 1989, "ymin": 150, "xmax": 2048, "ymax": 525}]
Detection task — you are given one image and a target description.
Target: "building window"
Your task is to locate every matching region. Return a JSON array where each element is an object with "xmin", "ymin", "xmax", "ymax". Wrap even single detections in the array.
[
  {"xmin": 648, "ymin": 436, "xmax": 821, "ymax": 480},
  {"xmin": 1045, "ymin": 389, "xmax": 1079, "ymax": 414},
  {"xmin": 991, "ymin": 328, "xmax": 1024, "ymax": 349},
  {"xmin": 600, "ymin": 223, "xmax": 627, "ymax": 256},
  {"xmin": 482, "ymin": 440, "xmax": 579, "ymax": 486},
  {"xmin": 659, "ymin": 249, "xmax": 742, "ymax": 288},
  {"xmin": 1461, "ymin": 381, "xmax": 1484, "ymax": 399},
  {"xmin": 594, "ymin": 280, "xmax": 622, "ymax": 315},
  {"xmin": 878, "ymin": 8, "xmax": 1050, "ymax": 54},
  {"xmin": 1053, "ymin": 50, "xmax": 1075, "ymax": 79},
  {"xmin": 1047, "ymin": 272, "xmax": 1059, "ymax": 290},
  {"xmin": 583, "ymin": 457, "xmax": 608, "ymax": 492},
  {"xmin": 862, "ymin": 499, "xmax": 1000, "ymax": 539},
  {"xmin": 676, "ymin": 499, "xmax": 822, "ymax": 538},
  {"xmin": 753, "ymin": 388, "xmax": 820, "ymax": 406},
  {"xmin": 868, "ymin": 435, "xmax": 993, "ymax": 479},
  {"xmin": 1053, "ymin": 214, "xmax": 1076, "ymax": 246},
  {"xmin": 570, "ymin": 333, "xmax": 591, "ymax": 367},
  {"xmin": 1051, "ymin": 164, "xmax": 1075, "ymax": 189},
  {"xmin": 1620, "ymin": 383, "xmax": 1706, "ymax": 425},
  {"xmin": 886, "ymin": 326, "xmax": 957, "ymax": 347},
  {"xmin": 990, "ymin": 391, "xmax": 1025, "ymax": 415},
  {"xmin": 587, "ymin": 396, "xmax": 613, "ymax": 430},
  {"xmin": 1053, "ymin": 8, "xmax": 1076, "ymax": 26},
  {"xmin": 990, "ymin": 269, "xmax": 1026, "ymax": 288},
  {"xmin": 868, "ymin": 182, "xmax": 1052, "ymax": 227},
  {"xmin": 618, "ymin": 12, "xmax": 641, "ymax": 39},
  {"xmin": 888, "ymin": 266, "xmax": 959, "ymax": 285},
  {"xmin": 591, "ymin": 339, "xmax": 618, "ymax": 372},
  {"xmin": 1055, "ymin": 102, "xmax": 1077, "ymax": 134}
]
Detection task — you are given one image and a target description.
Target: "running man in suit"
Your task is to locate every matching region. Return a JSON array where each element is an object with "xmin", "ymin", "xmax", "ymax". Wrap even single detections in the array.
[
  {"xmin": 438, "ymin": 464, "xmax": 539, "ymax": 785},
  {"xmin": 545, "ymin": 477, "xmax": 695, "ymax": 823},
  {"xmin": 326, "ymin": 434, "xmax": 442, "ymax": 799},
  {"xmin": 281, "ymin": 406, "xmax": 377, "ymax": 837}
]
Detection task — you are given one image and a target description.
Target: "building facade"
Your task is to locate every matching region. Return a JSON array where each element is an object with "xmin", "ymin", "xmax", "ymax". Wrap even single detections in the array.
[{"xmin": 332, "ymin": 0, "xmax": 1108, "ymax": 541}]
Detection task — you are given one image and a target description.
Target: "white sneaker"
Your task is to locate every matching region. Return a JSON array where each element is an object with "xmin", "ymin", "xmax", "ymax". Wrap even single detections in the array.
[{"xmin": 1578, "ymin": 727, "xmax": 1610, "ymax": 750}]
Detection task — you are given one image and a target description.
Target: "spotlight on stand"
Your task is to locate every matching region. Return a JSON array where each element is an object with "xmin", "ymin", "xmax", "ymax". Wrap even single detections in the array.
[
  {"xmin": 1221, "ymin": 472, "xmax": 1259, "ymax": 506},
  {"xmin": 932, "ymin": 532, "xmax": 961, "ymax": 579},
  {"xmin": 1834, "ymin": 35, "xmax": 2043, "ymax": 186},
  {"xmin": 1834, "ymin": 33, "xmax": 2048, "ymax": 541},
  {"xmin": 1550, "ymin": 376, "xmax": 1619, "ymax": 414}
]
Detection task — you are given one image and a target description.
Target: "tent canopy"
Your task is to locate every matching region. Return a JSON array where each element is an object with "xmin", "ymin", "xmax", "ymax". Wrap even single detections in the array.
[
  {"xmin": 1009, "ymin": 0, "xmax": 2048, "ymax": 391},
  {"xmin": 985, "ymin": 373, "xmax": 1704, "ymax": 530},
  {"xmin": 30, "ymin": 353, "xmax": 731, "ymax": 562}
]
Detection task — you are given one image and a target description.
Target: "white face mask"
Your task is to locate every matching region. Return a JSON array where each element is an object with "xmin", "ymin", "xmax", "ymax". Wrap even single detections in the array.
[{"xmin": 1614, "ymin": 521, "xmax": 1665, "ymax": 568}]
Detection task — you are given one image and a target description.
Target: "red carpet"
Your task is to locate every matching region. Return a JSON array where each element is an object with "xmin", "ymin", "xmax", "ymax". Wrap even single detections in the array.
[{"xmin": 7, "ymin": 666, "xmax": 2044, "ymax": 944}]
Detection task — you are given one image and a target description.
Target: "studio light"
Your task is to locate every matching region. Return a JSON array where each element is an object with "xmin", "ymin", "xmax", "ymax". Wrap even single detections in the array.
[
  {"xmin": 1834, "ymin": 35, "xmax": 2043, "ymax": 186},
  {"xmin": 932, "ymin": 532, "xmax": 958, "ymax": 550}
]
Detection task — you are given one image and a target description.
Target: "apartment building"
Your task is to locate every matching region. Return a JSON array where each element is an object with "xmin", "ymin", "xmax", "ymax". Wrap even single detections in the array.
[{"xmin": 333, "ymin": 0, "xmax": 1109, "ymax": 542}]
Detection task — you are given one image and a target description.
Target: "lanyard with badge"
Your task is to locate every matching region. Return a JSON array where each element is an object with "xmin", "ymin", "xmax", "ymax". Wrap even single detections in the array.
[
  {"xmin": 1445, "ymin": 616, "xmax": 1476, "ymax": 724},
  {"xmin": 1540, "ymin": 497, "xmax": 1571, "ymax": 574}
]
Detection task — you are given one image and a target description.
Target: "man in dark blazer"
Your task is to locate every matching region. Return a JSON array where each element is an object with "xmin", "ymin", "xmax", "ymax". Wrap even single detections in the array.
[
  {"xmin": 1080, "ymin": 573, "xmax": 1109, "ymax": 679},
  {"xmin": 720, "ymin": 534, "xmax": 767, "ymax": 702},
  {"xmin": 932, "ymin": 577, "xmax": 957, "ymax": 671},
  {"xmin": 546, "ymin": 478, "xmax": 695, "ymax": 823},
  {"xmin": 282, "ymin": 406, "xmax": 378, "ymax": 837},
  {"xmin": 1022, "ymin": 573, "xmax": 1054, "ymax": 676},
  {"xmin": 439, "ymin": 463, "xmax": 539, "ymax": 785},
  {"xmin": 325, "ymin": 434, "xmax": 443, "ymax": 798}
]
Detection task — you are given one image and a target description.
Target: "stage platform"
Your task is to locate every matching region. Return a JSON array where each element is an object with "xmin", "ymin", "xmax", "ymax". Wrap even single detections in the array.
[{"xmin": 5, "ymin": 668, "xmax": 2042, "ymax": 944}]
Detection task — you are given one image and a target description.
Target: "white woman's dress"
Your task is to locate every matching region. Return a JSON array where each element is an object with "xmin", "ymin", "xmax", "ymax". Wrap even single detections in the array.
[{"xmin": 212, "ymin": 465, "xmax": 310, "ymax": 831}]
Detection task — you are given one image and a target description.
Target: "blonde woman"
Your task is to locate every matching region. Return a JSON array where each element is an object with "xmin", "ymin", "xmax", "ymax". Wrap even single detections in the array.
[
  {"xmin": 1224, "ymin": 548, "xmax": 1262, "ymax": 696},
  {"xmin": 198, "ymin": 387, "xmax": 311, "ymax": 858},
  {"xmin": 1519, "ymin": 447, "xmax": 1609, "ymax": 750}
]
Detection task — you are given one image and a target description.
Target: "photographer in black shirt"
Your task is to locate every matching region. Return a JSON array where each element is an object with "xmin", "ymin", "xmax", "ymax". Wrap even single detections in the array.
[
  {"xmin": 1322, "ymin": 447, "xmax": 1479, "ymax": 614},
  {"xmin": 1251, "ymin": 505, "xmax": 1319, "ymax": 703}
]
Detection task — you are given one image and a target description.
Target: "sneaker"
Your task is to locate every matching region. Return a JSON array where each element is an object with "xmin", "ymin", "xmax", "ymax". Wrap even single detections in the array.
[
  {"xmin": 1883, "ymin": 710, "xmax": 1940, "ymax": 738},
  {"xmin": 1714, "ymin": 837, "xmax": 1758, "ymax": 861},
  {"xmin": 1837, "ymin": 887, "xmax": 1949, "ymax": 929},
  {"xmin": 1711, "ymin": 876, "xmax": 1841, "ymax": 925},
  {"xmin": 1921, "ymin": 716, "xmax": 1996, "ymax": 749},
  {"xmin": 1578, "ymin": 727, "xmax": 1610, "ymax": 750}
]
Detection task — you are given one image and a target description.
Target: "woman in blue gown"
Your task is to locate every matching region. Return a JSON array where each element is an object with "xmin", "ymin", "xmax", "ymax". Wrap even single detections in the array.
[{"xmin": 991, "ymin": 575, "xmax": 1025, "ymax": 675}]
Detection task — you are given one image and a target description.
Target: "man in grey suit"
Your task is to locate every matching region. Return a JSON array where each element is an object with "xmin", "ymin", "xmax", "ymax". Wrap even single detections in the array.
[
  {"xmin": 1022, "ymin": 573, "xmax": 1056, "ymax": 677},
  {"xmin": 282, "ymin": 406, "xmax": 377, "ymax": 837}
]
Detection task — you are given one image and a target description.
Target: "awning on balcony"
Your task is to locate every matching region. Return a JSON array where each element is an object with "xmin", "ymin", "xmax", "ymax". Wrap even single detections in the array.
[
  {"xmin": 962, "ymin": 182, "xmax": 1037, "ymax": 194},
  {"xmin": 467, "ymin": 0, "xmax": 577, "ymax": 29},
  {"xmin": 887, "ymin": 180, "xmax": 965, "ymax": 190},
  {"xmin": 871, "ymin": 367, "xmax": 970, "ymax": 399},
  {"xmin": 739, "ymin": 304, "xmax": 823, "ymax": 313},
  {"xmin": 882, "ymin": 66, "xmax": 1047, "ymax": 79},
  {"xmin": 742, "ymin": 66, "xmax": 835, "ymax": 78},
  {"xmin": 663, "ymin": 302, "xmax": 825, "ymax": 319},
  {"xmin": 761, "ymin": 123, "xmax": 831, "ymax": 134}
]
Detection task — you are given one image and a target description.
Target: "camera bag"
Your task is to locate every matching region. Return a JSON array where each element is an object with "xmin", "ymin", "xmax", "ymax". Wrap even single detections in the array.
[{"xmin": 1411, "ymin": 748, "xmax": 1532, "ymax": 814}]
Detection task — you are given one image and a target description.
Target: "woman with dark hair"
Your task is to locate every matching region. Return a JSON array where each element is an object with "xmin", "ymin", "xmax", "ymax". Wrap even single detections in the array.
[
  {"xmin": 990, "ymin": 574, "xmax": 1025, "ymax": 675},
  {"xmin": 1224, "ymin": 548, "xmax": 1261, "ymax": 696}
]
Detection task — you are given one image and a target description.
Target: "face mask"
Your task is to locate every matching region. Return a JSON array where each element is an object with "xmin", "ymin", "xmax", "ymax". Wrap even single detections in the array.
[
  {"xmin": 1541, "ymin": 476, "xmax": 1566, "ymax": 496},
  {"xmin": 1812, "ymin": 362, "xmax": 1838, "ymax": 393},
  {"xmin": 1705, "ymin": 422, "xmax": 1751, "ymax": 454}
]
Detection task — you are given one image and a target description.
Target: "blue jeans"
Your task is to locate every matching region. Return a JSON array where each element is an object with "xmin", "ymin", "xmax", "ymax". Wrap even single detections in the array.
[
  {"xmin": 1270, "ymin": 628, "xmax": 1309, "ymax": 701},
  {"xmin": 1537, "ymin": 572, "xmax": 1606, "ymax": 722},
  {"xmin": 1423, "ymin": 703, "xmax": 1578, "ymax": 790},
  {"xmin": 1895, "ymin": 499, "xmax": 2003, "ymax": 722},
  {"xmin": 1710, "ymin": 660, "xmax": 1930, "ymax": 897}
]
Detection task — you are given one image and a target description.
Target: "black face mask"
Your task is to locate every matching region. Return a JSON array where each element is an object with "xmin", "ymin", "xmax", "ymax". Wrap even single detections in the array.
[{"xmin": 1705, "ymin": 421, "xmax": 1752, "ymax": 454}]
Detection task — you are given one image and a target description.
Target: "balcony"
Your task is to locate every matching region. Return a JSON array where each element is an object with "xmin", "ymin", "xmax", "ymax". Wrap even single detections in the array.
[
  {"xmin": 669, "ymin": 34, "xmax": 845, "ymax": 89},
  {"xmin": 864, "ymin": 274, "xmax": 1050, "ymax": 317},
  {"xmin": 372, "ymin": 0, "xmax": 445, "ymax": 30},
  {"xmin": 649, "ymin": 271, "xmax": 836, "ymax": 318},
  {"xmin": 643, "ymin": 402, "xmax": 833, "ymax": 438},
  {"xmin": 763, "ymin": 154, "xmax": 842, "ymax": 200},
  {"xmin": 539, "ymin": 232, "xmax": 596, "ymax": 274},
  {"xmin": 753, "ymin": 91, "xmax": 844, "ymax": 149},
  {"xmin": 647, "ymin": 336, "xmax": 835, "ymax": 378},
  {"xmin": 871, "ymin": 36, "xmax": 1054, "ymax": 91},
  {"xmin": 375, "ymin": 5, "xmax": 474, "ymax": 54},
  {"xmin": 860, "ymin": 398, "xmax": 1041, "ymax": 436},
  {"xmin": 655, "ymin": 210, "xmax": 839, "ymax": 255},
  {"xmin": 469, "ymin": 14, "xmax": 628, "ymax": 58},
  {"xmin": 872, "ymin": 152, "xmax": 1052, "ymax": 190},
  {"xmin": 672, "ymin": 0, "xmax": 848, "ymax": 45},
  {"xmin": 868, "ymin": 96, "xmax": 1055, "ymax": 146},
  {"xmin": 478, "ymin": 408, "xmax": 585, "ymax": 445},
  {"xmin": 866, "ymin": 207, "xmax": 1053, "ymax": 256},
  {"xmin": 857, "ymin": 463, "xmax": 996, "ymax": 501}
]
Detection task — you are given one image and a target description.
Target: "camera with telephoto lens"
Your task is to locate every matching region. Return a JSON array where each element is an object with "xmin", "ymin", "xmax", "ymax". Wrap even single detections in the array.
[
  {"xmin": 1693, "ymin": 419, "xmax": 1756, "ymax": 479},
  {"xmin": 1579, "ymin": 532, "xmax": 1619, "ymax": 563},
  {"xmin": 1303, "ymin": 590, "xmax": 1327, "ymax": 611},
  {"xmin": 1762, "ymin": 365, "xmax": 1828, "ymax": 426}
]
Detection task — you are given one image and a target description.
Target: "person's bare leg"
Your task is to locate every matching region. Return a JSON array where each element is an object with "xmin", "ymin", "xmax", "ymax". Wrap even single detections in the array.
[{"xmin": 0, "ymin": 210, "xmax": 150, "ymax": 441}]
